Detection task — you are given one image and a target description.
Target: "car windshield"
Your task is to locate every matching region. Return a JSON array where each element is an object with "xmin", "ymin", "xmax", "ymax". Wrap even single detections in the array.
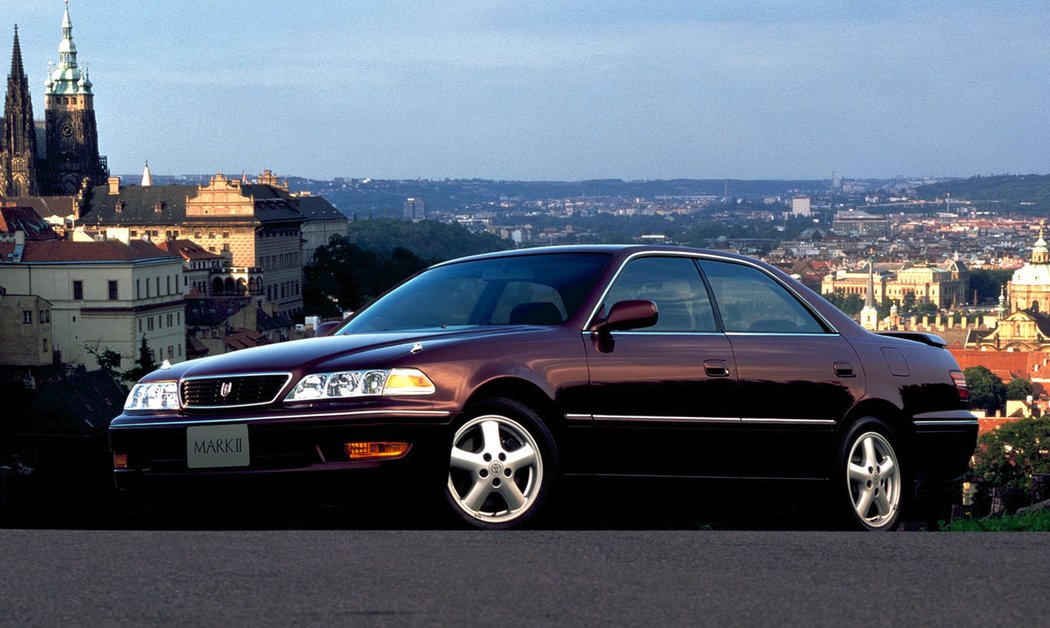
[{"xmin": 338, "ymin": 252, "xmax": 611, "ymax": 333}]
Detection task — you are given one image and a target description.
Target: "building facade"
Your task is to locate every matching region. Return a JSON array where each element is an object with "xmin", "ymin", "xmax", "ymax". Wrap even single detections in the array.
[
  {"xmin": 0, "ymin": 236, "xmax": 184, "ymax": 367},
  {"xmin": 297, "ymin": 193, "xmax": 348, "ymax": 264},
  {"xmin": 82, "ymin": 173, "xmax": 308, "ymax": 317},
  {"xmin": 1007, "ymin": 232, "xmax": 1050, "ymax": 315},
  {"xmin": 822, "ymin": 259, "xmax": 968, "ymax": 309},
  {"xmin": 0, "ymin": 292, "xmax": 53, "ymax": 366}
]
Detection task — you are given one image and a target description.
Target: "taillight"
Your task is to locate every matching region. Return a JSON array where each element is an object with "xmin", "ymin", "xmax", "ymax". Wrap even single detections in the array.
[{"xmin": 950, "ymin": 370, "xmax": 968, "ymax": 402}]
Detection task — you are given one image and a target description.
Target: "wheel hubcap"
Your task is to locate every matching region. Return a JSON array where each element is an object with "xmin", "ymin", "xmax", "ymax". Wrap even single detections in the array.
[
  {"xmin": 448, "ymin": 414, "xmax": 543, "ymax": 524},
  {"xmin": 847, "ymin": 431, "xmax": 900, "ymax": 528}
]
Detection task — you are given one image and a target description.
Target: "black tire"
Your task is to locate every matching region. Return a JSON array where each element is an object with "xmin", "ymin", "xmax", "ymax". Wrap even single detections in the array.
[
  {"xmin": 445, "ymin": 397, "xmax": 557, "ymax": 529},
  {"xmin": 837, "ymin": 418, "xmax": 905, "ymax": 531}
]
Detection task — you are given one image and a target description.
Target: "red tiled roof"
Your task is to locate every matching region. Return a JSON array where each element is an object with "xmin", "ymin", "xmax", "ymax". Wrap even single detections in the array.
[
  {"xmin": 950, "ymin": 348, "xmax": 1050, "ymax": 384},
  {"xmin": 222, "ymin": 328, "xmax": 269, "ymax": 351},
  {"xmin": 3, "ymin": 196, "xmax": 76, "ymax": 219},
  {"xmin": 0, "ymin": 206, "xmax": 60, "ymax": 240},
  {"xmin": 155, "ymin": 238, "xmax": 222, "ymax": 261},
  {"xmin": 7, "ymin": 239, "xmax": 178, "ymax": 263}
]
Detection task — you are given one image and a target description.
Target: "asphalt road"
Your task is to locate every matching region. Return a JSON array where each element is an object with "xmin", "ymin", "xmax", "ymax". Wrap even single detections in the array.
[{"xmin": 1, "ymin": 528, "xmax": 1046, "ymax": 626}]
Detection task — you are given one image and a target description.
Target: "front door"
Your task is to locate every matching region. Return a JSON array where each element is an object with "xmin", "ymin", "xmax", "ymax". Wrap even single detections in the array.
[{"xmin": 584, "ymin": 255, "xmax": 740, "ymax": 477}]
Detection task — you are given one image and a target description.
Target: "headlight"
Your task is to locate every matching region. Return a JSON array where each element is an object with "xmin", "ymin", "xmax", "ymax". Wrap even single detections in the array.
[
  {"xmin": 124, "ymin": 381, "xmax": 181, "ymax": 410},
  {"xmin": 285, "ymin": 368, "xmax": 435, "ymax": 401}
]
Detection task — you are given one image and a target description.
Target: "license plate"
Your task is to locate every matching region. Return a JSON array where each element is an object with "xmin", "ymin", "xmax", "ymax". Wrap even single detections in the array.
[{"xmin": 186, "ymin": 424, "xmax": 250, "ymax": 469}]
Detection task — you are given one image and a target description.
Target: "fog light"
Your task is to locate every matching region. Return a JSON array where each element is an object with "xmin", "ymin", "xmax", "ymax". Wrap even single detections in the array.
[
  {"xmin": 344, "ymin": 441, "xmax": 411, "ymax": 460},
  {"xmin": 113, "ymin": 452, "xmax": 129, "ymax": 470}
]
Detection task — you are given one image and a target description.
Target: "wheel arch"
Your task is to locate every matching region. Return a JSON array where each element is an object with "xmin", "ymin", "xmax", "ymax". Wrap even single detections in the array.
[
  {"xmin": 836, "ymin": 398, "xmax": 915, "ymax": 472},
  {"xmin": 463, "ymin": 376, "xmax": 562, "ymax": 431}
]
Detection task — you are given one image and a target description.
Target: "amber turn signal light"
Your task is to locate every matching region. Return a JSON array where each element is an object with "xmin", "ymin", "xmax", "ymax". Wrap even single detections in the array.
[
  {"xmin": 344, "ymin": 441, "xmax": 411, "ymax": 460},
  {"xmin": 113, "ymin": 452, "xmax": 129, "ymax": 469}
]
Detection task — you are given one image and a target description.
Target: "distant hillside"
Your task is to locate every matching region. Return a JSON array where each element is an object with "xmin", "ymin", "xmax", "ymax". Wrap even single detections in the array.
[
  {"xmin": 344, "ymin": 218, "xmax": 507, "ymax": 261},
  {"xmin": 916, "ymin": 174, "xmax": 1050, "ymax": 213},
  {"xmin": 310, "ymin": 178, "xmax": 831, "ymax": 218}
]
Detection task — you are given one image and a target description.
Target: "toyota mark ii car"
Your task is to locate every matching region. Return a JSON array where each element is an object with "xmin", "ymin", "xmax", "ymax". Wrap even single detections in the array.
[{"xmin": 110, "ymin": 245, "xmax": 977, "ymax": 530}]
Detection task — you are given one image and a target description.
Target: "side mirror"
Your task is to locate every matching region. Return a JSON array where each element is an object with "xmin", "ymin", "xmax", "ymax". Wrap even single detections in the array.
[{"xmin": 590, "ymin": 300, "xmax": 658, "ymax": 334}]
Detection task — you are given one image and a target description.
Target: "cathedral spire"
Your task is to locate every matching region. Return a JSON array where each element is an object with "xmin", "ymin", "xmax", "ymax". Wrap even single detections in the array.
[
  {"xmin": 142, "ymin": 161, "xmax": 152, "ymax": 187},
  {"xmin": 10, "ymin": 25, "xmax": 24, "ymax": 79},
  {"xmin": 3, "ymin": 23, "xmax": 40, "ymax": 196}
]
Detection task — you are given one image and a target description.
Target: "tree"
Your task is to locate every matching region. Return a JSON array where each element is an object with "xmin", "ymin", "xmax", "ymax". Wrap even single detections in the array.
[
  {"xmin": 83, "ymin": 339, "xmax": 123, "ymax": 379},
  {"xmin": 964, "ymin": 365, "xmax": 1007, "ymax": 414},
  {"xmin": 973, "ymin": 417, "xmax": 1050, "ymax": 492},
  {"xmin": 121, "ymin": 337, "xmax": 157, "ymax": 383},
  {"xmin": 901, "ymin": 292, "xmax": 916, "ymax": 312},
  {"xmin": 1006, "ymin": 378, "xmax": 1034, "ymax": 401}
]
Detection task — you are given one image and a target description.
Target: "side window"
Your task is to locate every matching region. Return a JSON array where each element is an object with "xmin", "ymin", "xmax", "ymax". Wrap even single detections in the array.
[
  {"xmin": 699, "ymin": 260, "xmax": 825, "ymax": 333},
  {"xmin": 603, "ymin": 257, "xmax": 717, "ymax": 332}
]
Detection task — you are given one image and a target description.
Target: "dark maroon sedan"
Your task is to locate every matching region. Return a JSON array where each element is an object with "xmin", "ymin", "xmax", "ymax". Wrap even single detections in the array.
[{"xmin": 110, "ymin": 246, "xmax": 976, "ymax": 530}]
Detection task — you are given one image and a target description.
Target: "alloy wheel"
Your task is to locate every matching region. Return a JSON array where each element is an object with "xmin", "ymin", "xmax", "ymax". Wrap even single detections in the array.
[
  {"xmin": 447, "ymin": 414, "xmax": 544, "ymax": 525},
  {"xmin": 846, "ymin": 431, "xmax": 901, "ymax": 529}
]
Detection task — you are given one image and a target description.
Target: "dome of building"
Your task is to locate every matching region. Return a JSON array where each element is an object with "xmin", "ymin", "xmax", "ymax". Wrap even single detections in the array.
[
  {"xmin": 1012, "ymin": 263, "xmax": 1050, "ymax": 286},
  {"xmin": 1009, "ymin": 229, "xmax": 1050, "ymax": 314}
]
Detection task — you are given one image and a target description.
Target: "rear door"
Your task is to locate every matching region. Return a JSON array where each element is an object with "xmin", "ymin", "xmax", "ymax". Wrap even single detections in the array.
[
  {"xmin": 583, "ymin": 255, "xmax": 740, "ymax": 477},
  {"xmin": 699, "ymin": 259, "xmax": 865, "ymax": 479}
]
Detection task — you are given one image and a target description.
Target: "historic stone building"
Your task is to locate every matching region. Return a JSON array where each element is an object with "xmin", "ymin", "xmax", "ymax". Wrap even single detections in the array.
[
  {"xmin": 1006, "ymin": 231, "xmax": 1050, "ymax": 315},
  {"xmin": 0, "ymin": 232, "xmax": 184, "ymax": 367},
  {"xmin": 0, "ymin": 2, "xmax": 107, "ymax": 199},
  {"xmin": 966, "ymin": 232, "xmax": 1050, "ymax": 352},
  {"xmin": 80, "ymin": 173, "xmax": 308, "ymax": 317},
  {"xmin": 1, "ymin": 27, "xmax": 39, "ymax": 198},
  {"xmin": 0, "ymin": 292, "xmax": 54, "ymax": 366},
  {"xmin": 822, "ymin": 259, "xmax": 968, "ymax": 310}
]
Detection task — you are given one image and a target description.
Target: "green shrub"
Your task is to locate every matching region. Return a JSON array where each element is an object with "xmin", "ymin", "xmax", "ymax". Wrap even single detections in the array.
[
  {"xmin": 941, "ymin": 509, "xmax": 1050, "ymax": 532},
  {"xmin": 973, "ymin": 417, "xmax": 1050, "ymax": 492}
]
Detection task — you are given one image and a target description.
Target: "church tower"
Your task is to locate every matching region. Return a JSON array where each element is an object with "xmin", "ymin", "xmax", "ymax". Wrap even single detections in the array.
[
  {"xmin": 860, "ymin": 255, "xmax": 879, "ymax": 331},
  {"xmin": 1, "ymin": 25, "xmax": 40, "ymax": 197},
  {"xmin": 42, "ymin": 0, "xmax": 107, "ymax": 195}
]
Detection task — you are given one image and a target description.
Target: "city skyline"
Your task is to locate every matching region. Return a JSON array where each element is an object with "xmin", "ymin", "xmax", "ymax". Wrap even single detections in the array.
[{"xmin": 5, "ymin": 1, "xmax": 1050, "ymax": 182}]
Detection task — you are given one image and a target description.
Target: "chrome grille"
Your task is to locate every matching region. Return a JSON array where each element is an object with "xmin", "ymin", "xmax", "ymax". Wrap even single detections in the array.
[{"xmin": 181, "ymin": 374, "xmax": 291, "ymax": 408}]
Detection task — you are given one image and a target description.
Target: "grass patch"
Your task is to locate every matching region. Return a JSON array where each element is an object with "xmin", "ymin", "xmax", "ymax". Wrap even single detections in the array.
[{"xmin": 941, "ymin": 509, "xmax": 1050, "ymax": 531}]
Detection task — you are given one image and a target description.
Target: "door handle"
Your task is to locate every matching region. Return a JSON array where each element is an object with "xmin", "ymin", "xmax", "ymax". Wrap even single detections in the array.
[
  {"xmin": 704, "ymin": 360, "xmax": 730, "ymax": 377},
  {"xmin": 834, "ymin": 362, "xmax": 856, "ymax": 378}
]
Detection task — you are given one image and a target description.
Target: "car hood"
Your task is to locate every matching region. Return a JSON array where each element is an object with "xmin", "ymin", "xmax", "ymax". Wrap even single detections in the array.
[{"xmin": 144, "ymin": 327, "xmax": 543, "ymax": 381}]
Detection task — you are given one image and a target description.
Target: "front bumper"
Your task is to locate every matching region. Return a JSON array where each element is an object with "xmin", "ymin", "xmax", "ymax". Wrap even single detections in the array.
[{"xmin": 109, "ymin": 406, "xmax": 454, "ymax": 490}]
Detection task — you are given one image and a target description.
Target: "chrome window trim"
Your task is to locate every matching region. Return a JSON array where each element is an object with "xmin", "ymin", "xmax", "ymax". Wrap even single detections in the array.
[
  {"xmin": 583, "ymin": 250, "xmax": 839, "ymax": 334},
  {"xmin": 112, "ymin": 409, "xmax": 451, "ymax": 429},
  {"xmin": 579, "ymin": 330, "xmax": 727, "ymax": 337},
  {"xmin": 180, "ymin": 372, "xmax": 293, "ymax": 409},
  {"xmin": 726, "ymin": 332, "xmax": 842, "ymax": 338}
]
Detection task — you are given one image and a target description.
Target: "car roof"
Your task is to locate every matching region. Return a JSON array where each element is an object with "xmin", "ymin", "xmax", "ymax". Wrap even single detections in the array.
[{"xmin": 433, "ymin": 244, "xmax": 757, "ymax": 267}]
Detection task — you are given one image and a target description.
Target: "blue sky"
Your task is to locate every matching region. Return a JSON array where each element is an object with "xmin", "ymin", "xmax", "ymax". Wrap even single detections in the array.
[{"xmin": 5, "ymin": 1, "xmax": 1050, "ymax": 181}]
